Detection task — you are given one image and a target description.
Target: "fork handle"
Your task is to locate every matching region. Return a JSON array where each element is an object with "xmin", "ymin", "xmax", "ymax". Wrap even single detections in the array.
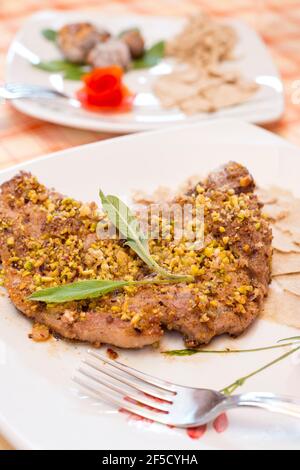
[{"xmin": 223, "ymin": 392, "xmax": 300, "ymax": 419}]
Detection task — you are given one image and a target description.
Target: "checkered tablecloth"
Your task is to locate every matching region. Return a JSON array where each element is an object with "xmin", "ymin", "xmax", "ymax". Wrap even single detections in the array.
[{"xmin": 0, "ymin": 0, "xmax": 300, "ymax": 450}]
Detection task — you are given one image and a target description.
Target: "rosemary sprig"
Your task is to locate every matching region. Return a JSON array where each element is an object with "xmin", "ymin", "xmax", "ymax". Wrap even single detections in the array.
[
  {"xmin": 220, "ymin": 344, "xmax": 300, "ymax": 395},
  {"xmin": 163, "ymin": 337, "xmax": 300, "ymax": 395},
  {"xmin": 163, "ymin": 340, "xmax": 300, "ymax": 356},
  {"xmin": 278, "ymin": 336, "xmax": 300, "ymax": 343}
]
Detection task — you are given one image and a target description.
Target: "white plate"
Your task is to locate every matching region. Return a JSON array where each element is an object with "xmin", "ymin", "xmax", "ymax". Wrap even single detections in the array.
[
  {"xmin": 6, "ymin": 10, "xmax": 284, "ymax": 133},
  {"xmin": 0, "ymin": 120, "xmax": 300, "ymax": 450}
]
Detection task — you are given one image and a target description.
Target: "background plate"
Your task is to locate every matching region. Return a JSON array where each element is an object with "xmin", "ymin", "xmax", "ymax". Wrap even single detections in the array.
[{"xmin": 6, "ymin": 10, "xmax": 284, "ymax": 133}]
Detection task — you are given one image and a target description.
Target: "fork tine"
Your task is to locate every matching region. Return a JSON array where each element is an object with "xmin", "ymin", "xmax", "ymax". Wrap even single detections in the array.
[
  {"xmin": 3, "ymin": 88, "xmax": 56, "ymax": 99},
  {"xmin": 83, "ymin": 358, "xmax": 172, "ymax": 408},
  {"xmin": 1, "ymin": 83, "xmax": 78, "ymax": 104},
  {"xmin": 5, "ymin": 84, "xmax": 42, "ymax": 93},
  {"xmin": 79, "ymin": 363, "xmax": 170, "ymax": 411},
  {"xmin": 5, "ymin": 83, "xmax": 25, "ymax": 91},
  {"xmin": 5, "ymin": 83, "xmax": 67, "ymax": 98},
  {"xmin": 6, "ymin": 83, "xmax": 50, "ymax": 92},
  {"xmin": 88, "ymin": 350, "xmax": 176, "ymax": 394},
  {"xmin": 73, "ymin": 373, "xmax": 170, "ymax": 425}
]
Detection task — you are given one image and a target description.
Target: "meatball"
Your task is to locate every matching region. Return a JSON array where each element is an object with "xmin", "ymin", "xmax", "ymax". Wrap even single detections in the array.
[
  {"xmin": 87, "ymin": 39, "xmax": 131, "ymax": 70},
  {"xmin": 120, "ymin": 29, "xmax": 145, "ymax": 59},
  {"xmin": 57, "ymin": 22, "xmax": 110, "ymax": 63}
]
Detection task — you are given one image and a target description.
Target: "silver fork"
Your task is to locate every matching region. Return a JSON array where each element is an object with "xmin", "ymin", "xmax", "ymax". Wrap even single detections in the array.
[
  {"xmin": 73, "ymin": 350, "xmax": 300, "ymax": 427},
  {"xmin": 0, "ymin": 83, "xmax": 80, "ymax": 106}
]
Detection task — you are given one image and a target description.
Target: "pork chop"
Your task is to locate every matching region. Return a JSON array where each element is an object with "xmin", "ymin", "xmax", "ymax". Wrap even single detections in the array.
[{"xmin": 0, "ymin": 162, "xmax": 272, "ymax": 348}]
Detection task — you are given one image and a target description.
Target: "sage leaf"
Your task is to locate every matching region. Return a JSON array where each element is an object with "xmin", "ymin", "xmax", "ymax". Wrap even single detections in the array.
[
  {"xmin": 99, "ymin": 190, "xmax": 193, "ymax": 282},
  {"xmin": 28, "ymin": 276, "xmax": 193, "ymax": 303},
  {"xmin": 29, "ymin": 189, "xmax": 195, "ymax": 304},
  {"xmin": 99, "ymin": 191, "xmax": 148, "ymax": 246},
  {"xmin": 34, "ymin": 60, "xmax": 89, "ymax": 81},
  {"xmin": 63, "ymin": 66, "xmax": 88, "ymax": 81},
  {"xmin": 132, "ymin": 40, "xmax": 165, "ymax": 69},
  {"xmin": 42, "ymin": 28, "xmax": 57, "ymax": 42},
  {"xmin": 34, "ymin": 60, "xmax": 70, "ymax": 72},
  {"xmin": 28, "ymin": 279, "xmax": 129, "ymax": 303}
]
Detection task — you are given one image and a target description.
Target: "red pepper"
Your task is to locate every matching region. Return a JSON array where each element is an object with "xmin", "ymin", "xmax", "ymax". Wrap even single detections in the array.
[{"xmin": 76, "ymin": 66, "xmax": 134, "ymax": 112}]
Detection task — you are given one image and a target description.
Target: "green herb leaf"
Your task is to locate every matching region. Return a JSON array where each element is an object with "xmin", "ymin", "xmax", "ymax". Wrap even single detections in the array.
[
  {"xmin": 28, "ymin": 279, "xmax": 130, "ymax": 303},
  {"xmin": 99, "ymin": 190, "xmax": 193, "ymax": 282},
  {"xmin": 28, "ymin": 276, "xmax": 195, "ymax": 303},
  {"xmin": 42, "ymin": 28, "xmax": 57, "ymax": 42},
  {"xmin": 132, "ymin": 40, "xmax": 165, "ymax": 69},
  {"xmin": 99, "ymin": 191, "xmax": 148, "ymax": 247},
  {"xmin": 34, "ymin": 60, "xmax": 89, "ymax": 80},
  {"xmin": 63, "ymin": 66, "xmax": 88, "ymax": 81},
  {"xmin": 34, "ymin": 60, "xmax": 70, "ymax": 72}
]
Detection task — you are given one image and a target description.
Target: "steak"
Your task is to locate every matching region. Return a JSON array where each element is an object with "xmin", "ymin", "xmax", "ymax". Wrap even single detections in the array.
[{"xmin": 0, "ymin": 162, "xmax": 272, "ymax": 348}]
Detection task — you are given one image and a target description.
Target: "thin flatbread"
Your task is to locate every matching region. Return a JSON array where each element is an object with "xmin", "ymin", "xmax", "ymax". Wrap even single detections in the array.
[
  {"xmin": 264, "ymin": 206, "xmax": 289, "ymax": 221},
  {"xmin": 276, "ymin": 273, "xmax": 300, "ymax": 296},
  {"xmin": 275, "ymin": 199, "xmax": 300, "ymax": 238},
  {"xmin": 262, "ymin": 280, "xmax": 300, "ymax": 328},
  {"xmin": 275, "ymin": 225, "xmax": 300, "ymax": 246},
  {"xmin": 272, "ymin": 226, "xmax": 300, "ymax": 253},
  {"xmin": 272, "ymin": 252, "xmax": 300, "ymax": 276}
]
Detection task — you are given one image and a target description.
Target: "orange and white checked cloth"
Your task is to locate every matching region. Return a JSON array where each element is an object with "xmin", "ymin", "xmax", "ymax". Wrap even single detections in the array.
[{"xmin": 0, "ymin": 0, "xmax": 300, "ymax": 450}]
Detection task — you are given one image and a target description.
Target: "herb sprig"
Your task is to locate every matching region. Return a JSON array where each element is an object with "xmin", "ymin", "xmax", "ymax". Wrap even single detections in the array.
[
  {"xmin": 29, "ymin": 191, "xmax": 193, "ymax": 303},
  {"xmin": 164, "ymin": 337, "xmax": 300, "ymax": 395},
  {"xmin": 42, "ymin": 28, "xmax": 57, "ymax": 42},
  {"xmin": 99, "ymin": 191, "xmax": 193, "ymax": 282},
  {"xmin": 163, "ymin": 339, "xmax": 300, "ymax": 356},
  {"xmin": 221, "ymin": 340, "xmax": 300, "ymax": 395},
  {"xmin": 132, "ymin": 41, "xmax": 165, "ymax": 69},
  {"xmin": 28, "ymin": 277, "xmax": 189, "ymax": 303},
  {"xmin": 34, "ymin": 60, "xmax": 90, "ymax": 81}
]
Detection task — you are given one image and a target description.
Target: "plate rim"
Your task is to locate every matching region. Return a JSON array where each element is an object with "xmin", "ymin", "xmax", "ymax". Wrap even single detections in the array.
[{"xmin": 0, "ymin": 118, "xmax": 293, "ymax": 181}]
